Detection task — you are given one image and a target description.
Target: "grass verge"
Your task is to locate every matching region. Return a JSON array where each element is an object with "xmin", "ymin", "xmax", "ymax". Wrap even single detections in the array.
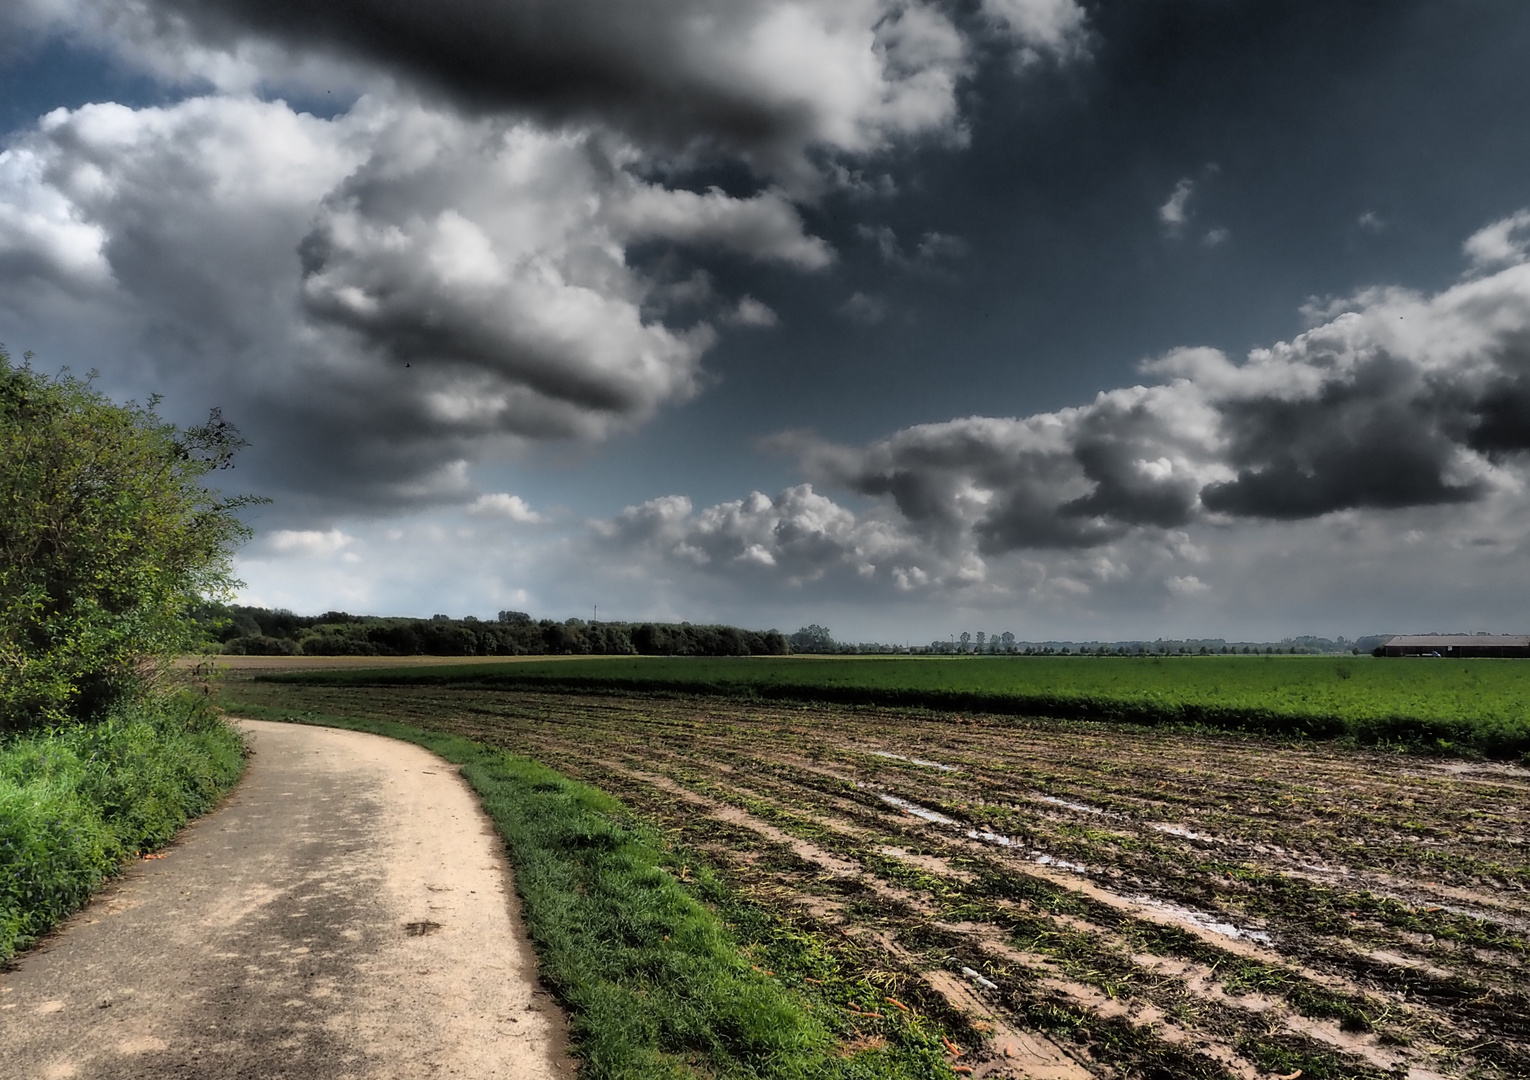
[
  {"xmin": 229, "ymin": 702, "xmax": 963, "ymax": 1080},
  {"xmin": 0, "ymin": 693, "xmax": 245, "ymax": 962}
]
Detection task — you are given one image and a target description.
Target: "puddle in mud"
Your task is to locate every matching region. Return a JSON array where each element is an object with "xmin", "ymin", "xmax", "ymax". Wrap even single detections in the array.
[
  {"xmin": 872, "ymin": 792, "xmax": 1093, "ymax": 875},
  {"xmin": 878, "ymin": 793, "xmax": 959, "ymax": 825},
  {"xmin": 1131, "ymin": 897, "xmax": 1271, "ymax": 944},
  {"xmin": 1151, "ymin": 823, "xmax": 1216, "ymax": 842},
  {"xmin": 1037, "ymin": 795, "xmax": 1109, "ymax": 816},
  {"xmin": 869, "ymin": 750, "xmax": 958, "ymax": 772},
  {"xmin": 968, "ymin": 828, "xmax": 1016, "ymax": 847},
  {"xmin": 965, "ymin": 829, "xmax": 1088, "ymax": 873}
]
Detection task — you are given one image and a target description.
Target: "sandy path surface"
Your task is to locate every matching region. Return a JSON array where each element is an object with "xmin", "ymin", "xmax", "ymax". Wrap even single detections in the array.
[{"xmin": 0, "ymin": 719, "xmax": 570, "ymax": 1080}]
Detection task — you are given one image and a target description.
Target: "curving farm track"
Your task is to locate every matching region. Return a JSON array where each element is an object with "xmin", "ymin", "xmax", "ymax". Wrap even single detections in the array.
[{"xmin": 0, "ymin": 719, "xmax": 569, "ymax": 1080}]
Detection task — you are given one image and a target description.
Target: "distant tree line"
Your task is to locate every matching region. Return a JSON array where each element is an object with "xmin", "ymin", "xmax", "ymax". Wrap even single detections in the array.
[
  {"xmin": 921, "ymin": 634, "xmax": 1375, "ymax": 656},
  {"xmin": 190, "ymin": 607, "xmax": 1382, "ymax": 660},
  {"xmin": 192, "ymin": 605, "xmax": 788, "ymax": 657},
  {"xmin": 783, "ymin": 627, "xmax": 1376, "ymax": 657}
]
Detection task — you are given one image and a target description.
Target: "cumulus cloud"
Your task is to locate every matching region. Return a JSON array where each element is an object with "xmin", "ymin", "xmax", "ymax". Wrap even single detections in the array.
[
  {"xmin": 597, "ymin": 485, "xmax": 963, "ymax": 590},
  {"xmin": 266, "ymin": 528, "xmax": 356, "ymax": 556},
  {"xmin": 466, "ymin": 493, "xmax": 543, "ymax": 522},
  {"xmin": 840, "ymin": 291, "xmax": 888, "ymax": 324},
  {"xmin": 1463, "ymin": 209, "xmax": 1530, "ymax": 271},
  {"xmin": 1166, "ymin": 574, "xmax": 1209, "ymax": 597},
  {"xmin": 602, "ymin": 250, "xmax": 1530, "ymax": 597},
  {"xmin": 1158, "ymin": 178, "xmax": 1194, "ymax": 229},
  {"xmin": 0, "ymin": 0, "xmax": 1093, "ymax": 521},
  {"xmin": 915, "ymin": 231, "xmax": 968, "ymax": 261},
  {"xmin": 980, "ymin": 0, "xmax": 1089, "ymax": 61},
  {"xmin": 0, "ymin": 94, "xmax": 847, "ymax": 512},
  {"xmin": 858, "ymin": 223, "xmax": 967, "ymax": 268},
  {"xmin": 724, "ymin": 296, "xmax": 781, "ymax": 328}
]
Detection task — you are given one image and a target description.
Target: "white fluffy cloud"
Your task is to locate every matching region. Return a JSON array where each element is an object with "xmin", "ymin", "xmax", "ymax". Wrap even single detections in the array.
[
  {"xmin": 0, "ymin": 94, "xmax": 845, "ymax": 509},
  {"xmin": 466, "ymin": 494, "xmax": 543, "ymax": 523},
  {"xmin": 980, "ymin": 0, "xmax": 1089, "ymax": 60},
  {"xmin": 266, "ymin": 528, "xmax": 357, "ymax": 556},
  {"xmin": 597, "ymin": 485, "xmax": 946, "ymax": 587},
  {"xmin": 1158, "ymin": 177, "xmax": 1194, "ymax": 229},
  {"xmin": 1464, "ymin": 209, "xmax": 1530, "ymax": 270}
]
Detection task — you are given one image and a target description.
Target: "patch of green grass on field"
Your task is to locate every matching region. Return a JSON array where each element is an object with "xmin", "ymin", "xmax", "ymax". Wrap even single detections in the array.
[
  {"xmin": 262, "ymin": 654, "xmax": 1530, "ymax": 759},
  {"xmin": 0, "ymin": 694, "xmax": 245, "ymax": 962},
  {"xmin": 229, "ymin": 702, "xmax": 961, "ymax": 1080}
]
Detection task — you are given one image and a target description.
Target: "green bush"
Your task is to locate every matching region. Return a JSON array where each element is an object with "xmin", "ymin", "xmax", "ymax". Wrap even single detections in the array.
[
  {"xmin": 0, "ymin": 347, "xmax": 258, "ymax": 730},
  {"xmin": 0, "ymin": 694, "xmax": 245, "ymax": 960}
]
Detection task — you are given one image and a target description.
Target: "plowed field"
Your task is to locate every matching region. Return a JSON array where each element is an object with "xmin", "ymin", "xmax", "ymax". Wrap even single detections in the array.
[{"xmin": 225, "ymin": 680, "xmax": 1530, "ymax": 1080}]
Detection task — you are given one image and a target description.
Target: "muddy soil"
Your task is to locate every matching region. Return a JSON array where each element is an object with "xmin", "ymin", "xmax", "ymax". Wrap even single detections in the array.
[{"xmin": 226, "ymin": 683, "xmax": 1530, "ymax": 1080}]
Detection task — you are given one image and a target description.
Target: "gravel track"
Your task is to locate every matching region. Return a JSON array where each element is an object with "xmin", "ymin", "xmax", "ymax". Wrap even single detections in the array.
[{"xmin": 0, "ymin": 719, "xmax": 569, "ymax": 1080}]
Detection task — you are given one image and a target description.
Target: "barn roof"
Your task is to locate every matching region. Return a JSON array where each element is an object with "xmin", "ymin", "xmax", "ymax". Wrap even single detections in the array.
[{"xmin": 1385, "ymin": 635, "xmax": 1530, "ymax": 648}]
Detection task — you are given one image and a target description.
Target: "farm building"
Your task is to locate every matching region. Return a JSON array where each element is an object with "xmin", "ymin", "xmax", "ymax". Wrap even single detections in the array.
[{"xmin": 1382, "ymin": 634, "xmax": 1530, "ymax": 658}]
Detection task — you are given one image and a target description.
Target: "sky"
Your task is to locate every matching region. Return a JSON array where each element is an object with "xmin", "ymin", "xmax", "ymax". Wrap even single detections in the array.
[{"xmin": 4, "ymin": 0, "xmax": 1530, "ymax": 644}]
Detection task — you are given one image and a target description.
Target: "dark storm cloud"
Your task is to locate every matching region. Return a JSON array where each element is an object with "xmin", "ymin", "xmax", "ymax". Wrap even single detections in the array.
[
  {"xmin": 158, "ymin": 0, "xmax": 802, "ymax": 145},
  {"xmin": 1199, "ymin": 352, "xmax": 1484, "ymax": 519},
  {"xmin": 75, "ymin": 0, "xmax": 1082, "ymax": 187},
  {"xmin": 1465, "ymin": 374, "xmax": 1530, "ymax": 458}
]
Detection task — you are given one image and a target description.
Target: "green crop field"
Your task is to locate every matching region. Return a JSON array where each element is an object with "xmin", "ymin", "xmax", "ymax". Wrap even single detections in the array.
[{"xmin": 260, "ymin": 654, "xmax": 1530, "ymax": 759}]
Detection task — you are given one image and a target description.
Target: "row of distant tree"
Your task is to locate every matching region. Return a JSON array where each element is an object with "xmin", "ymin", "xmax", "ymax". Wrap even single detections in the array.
[
  {"xmin": 921, "ymin": 633, "xmax": 1383, "ymax": 656},
  {"xmin": 787, "ymin": 625, "xmax": 1382, "ymax": 656},
  {"xmin": 195, "ymin": 605, "xmax": 789, "ymax": 657},
  {"xmin": 193, "ymin": 607, "xmax": 1386, "ymax": 660}
]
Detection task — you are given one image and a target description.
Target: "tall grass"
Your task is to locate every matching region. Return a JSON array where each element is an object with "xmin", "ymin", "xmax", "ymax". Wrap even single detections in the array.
[{"xmin": 0, "ymin": 694, "xmax": 245, "ymax": 961}]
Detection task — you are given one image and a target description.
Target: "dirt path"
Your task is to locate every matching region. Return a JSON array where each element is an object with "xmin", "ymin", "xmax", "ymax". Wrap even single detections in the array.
[{"xmin": 0, "ymin": 719, "xmax": 570, "ymax": 1080}]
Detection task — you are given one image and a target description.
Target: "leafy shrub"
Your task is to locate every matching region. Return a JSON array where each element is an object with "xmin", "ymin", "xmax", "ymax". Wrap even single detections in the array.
[{"xmin": 0, "ymin": 348, "xmax": 258, "ymax": 730}]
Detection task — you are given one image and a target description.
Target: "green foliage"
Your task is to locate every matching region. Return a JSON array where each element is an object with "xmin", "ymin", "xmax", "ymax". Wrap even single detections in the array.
[
  {"xmin": 234, "ymin": 706, "xmax": 959, "ymax": 1079},
  {"xmin": 198, "ymin": 603, "xmax": 790, "ymax": 658},
  {"xmin": 0, "ymin": 347, "xmax": 258, "ymax": 729},
  {"xmin": 0, "ymin": 694, "xmax": 245, "ymax": 960},
  {"xmin": 273, "ymin": 654, "xmax": 1530, "ymax": 759}
]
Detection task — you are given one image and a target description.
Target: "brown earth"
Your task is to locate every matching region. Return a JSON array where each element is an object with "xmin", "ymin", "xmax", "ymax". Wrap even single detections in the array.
[
  {"xmin": 221, "ymin": 680, "xmax": 1530, "ymax": 1080},
  {"xmin": 0, "ymin": 719, "xmax": 570, "ymax": 1080}
]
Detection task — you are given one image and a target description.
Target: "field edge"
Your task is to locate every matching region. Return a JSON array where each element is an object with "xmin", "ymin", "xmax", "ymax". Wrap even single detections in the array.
[{"xmin": 223, "ymin": 701, "xmax": 972, "ymax": 1080}]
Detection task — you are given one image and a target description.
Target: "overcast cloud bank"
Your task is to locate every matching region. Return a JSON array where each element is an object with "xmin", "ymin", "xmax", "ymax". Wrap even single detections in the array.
[{"xmin": 595, "ymin": 245, "xmax": 1530, "ymax": 617}]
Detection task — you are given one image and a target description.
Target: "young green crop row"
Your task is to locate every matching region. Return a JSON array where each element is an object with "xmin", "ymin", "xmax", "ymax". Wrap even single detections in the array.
[{"xmin": 265, "ymin": 654, "xmax": 1530, "ymax": 759}]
